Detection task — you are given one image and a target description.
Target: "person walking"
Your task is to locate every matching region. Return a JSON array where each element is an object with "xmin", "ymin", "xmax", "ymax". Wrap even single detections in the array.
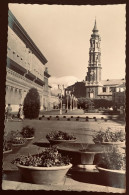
[
  {"xmin": 6, "ymin": 104, "xmax": 13, "ymax": 121},
  {"xmin": 17, "ymin": 104, "xmax": 24, "ymax": 121}
]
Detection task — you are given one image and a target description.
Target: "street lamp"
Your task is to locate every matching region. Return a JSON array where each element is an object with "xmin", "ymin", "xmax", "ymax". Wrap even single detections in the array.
[
  {"xmin": 58, "ymin": 85, "xmax": 64, "ymax": 115},
  {"xmin": 70, "ymin": 94, "xmax": 73, "ymax": 111},
  {"xmin": 66, "ymin": 90, "xmax": 70, "ymax": 111}
]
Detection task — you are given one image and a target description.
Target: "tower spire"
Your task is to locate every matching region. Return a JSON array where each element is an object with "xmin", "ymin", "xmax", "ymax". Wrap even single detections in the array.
[{"xmin": 93, "ymin": 18, "xmax": 98, "ymax": 32}]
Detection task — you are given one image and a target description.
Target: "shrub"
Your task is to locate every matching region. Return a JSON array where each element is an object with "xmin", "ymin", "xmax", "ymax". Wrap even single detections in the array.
[
  {"xmin": 12, "ymin": 146, "xmax": 71, "ymax": 167},
  {"xmin": 93, "ymin": 99, "xmax": 113, "ymax": 109},
  {"xmin": 3, "ymin": 139, "xmax": 12, "ymax": 152},
  {"xmin": 20, "ymin": 126, "xmax": 35, "ymax": 138},
  {"xmin": 97, "ymin": 147, "xmax": 126, "ymax": 170},
  {"xmin": 5, "ymin": 130, "xmax": 26, "ymax": 145},
  {"xmin": 77, "ymin": 97, "xmax": 93, "ymax": 110},
  {"xmin": 23, "ymin": 88, "xmax": 40, "ymax": 119},
  {"xmin": 93, "ymin": 128, "xmax": 125, "ymax": 143}
]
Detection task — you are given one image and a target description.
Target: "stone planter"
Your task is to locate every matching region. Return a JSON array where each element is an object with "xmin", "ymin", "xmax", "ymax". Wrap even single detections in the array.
[
  {"xmin": 101, "ymin": 141, "xmax": 125, "ymax": 146},
  {"xmin": 12, "ymin": 143, "xmax": 25, "ymax": 147},
  {"xmin": 79, "ymin": 151, "xmax": 96, "ymax": 165},
  {"xmin": 17, "ymin": 163, "xmax": 72, "ymax": 184},
  {"xmin": 97, "ymin": 167, "xmax": 126, "ymax": 189},
  {"xmin": 48, "ymin": 139, "xmax": 77, "ymax": 145},
  {"xmin": 3, "ymin": 149, "xmax": 12, "ymax": 154},
  {"xmin": 25, "ymin": 137, "xmax": 34, "ymax": 140}
]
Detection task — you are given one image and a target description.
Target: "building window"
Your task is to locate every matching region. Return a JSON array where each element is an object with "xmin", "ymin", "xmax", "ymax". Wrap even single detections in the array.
[{"xmin": 103, "ymin": 87, "xmax": 106, "ymax": 92}]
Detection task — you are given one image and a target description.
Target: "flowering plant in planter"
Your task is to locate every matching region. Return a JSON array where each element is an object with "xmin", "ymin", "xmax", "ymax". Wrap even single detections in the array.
[
  {"xmin": 12, "ymin": 146, "xmax": 71, "ymax": 167},
  {"xmin": 11, "ymin": 137, "xmax": 26, "ymax": 145},
  {"xmin": 46, "ymin": 130, "xmax": 76, "ymax": 141},
  {"xmin": 3, "ymin": 139, "xmax": 12, "ymax": 153},
  {"xmin": 93, "ymin": 128, "xmax": 125, "ymax": 144},
  {"xmin": 11, "ymin": 146, "xmax": 72, "ymax": 184},
  {"xmin": 20, "ymin": 126, "xmax": 35, "ymax": 139},
  {"xmin": 96, "ymin": 147, "xmax": 126, "ymax": 170},
  {"xmin": 96, "ymin": 147, "xmax": 126, "ymax": 188},
  {"xmin": 8, "ymin": 130, "xmax": 26, "ymax": 145}
]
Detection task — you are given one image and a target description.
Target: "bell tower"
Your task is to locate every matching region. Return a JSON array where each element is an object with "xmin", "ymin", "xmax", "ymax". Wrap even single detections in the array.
[{"xmin": 85, "ymin": 19, "xmax": 102, "ymax": 98}]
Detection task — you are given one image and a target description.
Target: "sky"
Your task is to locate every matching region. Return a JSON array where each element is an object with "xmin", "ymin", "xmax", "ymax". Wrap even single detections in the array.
[{"xmin": 9, "ymin": 4, "xmax": 126, "ymax": 83}]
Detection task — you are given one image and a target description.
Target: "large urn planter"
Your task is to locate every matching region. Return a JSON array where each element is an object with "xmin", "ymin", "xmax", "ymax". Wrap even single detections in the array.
[
  {"xmin": 96, "ymin": 147, "xmax": 126, "ymax": 189},
  {"xmin": 97, "ymin": 167, "xmax": 126, "ymax": 188},
  {"xmin": 12, "ymin": 146, "xmax": 72, "ymax": 185},
  {"xmin": 17, "ymin": 163, "xmax": 72, "ymax": 184}
]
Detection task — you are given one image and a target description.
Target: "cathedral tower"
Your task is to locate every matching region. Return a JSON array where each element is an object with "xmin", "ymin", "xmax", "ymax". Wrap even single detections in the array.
[{"xmin": 85, "ymin": 19, "xmax": 102, "ymax": 98}]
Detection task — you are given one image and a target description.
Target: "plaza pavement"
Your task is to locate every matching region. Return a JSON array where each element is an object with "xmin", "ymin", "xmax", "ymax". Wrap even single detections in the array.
[{"xmin": 2, "ymin": 109, "xmax": 125, "ymax": 192}]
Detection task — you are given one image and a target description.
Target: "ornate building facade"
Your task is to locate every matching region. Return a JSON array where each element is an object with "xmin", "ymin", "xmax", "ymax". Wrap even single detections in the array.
[
  {"xmin": 6, "ymin": 10, "xmax": 59, "ymax": 112},
  {"xmin": 85, "ymin": 19, "xmax": 102, "ymax": 99}
]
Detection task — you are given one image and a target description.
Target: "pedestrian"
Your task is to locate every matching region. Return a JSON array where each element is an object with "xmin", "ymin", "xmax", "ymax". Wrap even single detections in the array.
[
  {"xmin": 6, "ymin": 104, "xmax": 13, "ymax": 121},
  {"xmin": 17, "ymin": 104, "xmax": 24, "ymax": 121}
]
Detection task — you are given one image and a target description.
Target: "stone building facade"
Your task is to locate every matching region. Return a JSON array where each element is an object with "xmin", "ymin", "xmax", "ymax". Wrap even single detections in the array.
[
  {"xmin": 6, "ymin": 10, "xmax": 58, "ymax": 112},
  {"xmin": 112, "ymin": 83, "xmax": 125, "ymax": 108}
]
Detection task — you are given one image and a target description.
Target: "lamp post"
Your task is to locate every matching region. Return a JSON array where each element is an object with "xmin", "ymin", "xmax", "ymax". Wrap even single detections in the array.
[
  {"xmin": 74, "ymin": 96, "xmax": 77, "ymax": 110},
  {"xmin": 58, "ymin": 85, "xmax": 64, "ymax": 115},
  {"xmin": 66, "ymin": 90, "xmax": 70, "ymax": 111},
  {"xmin": 70, "ymin": 94, "xmax": 73, "ymax": 111},
  {"xmin": 73, "ymin": 95, "xmax": 75, "ymax": 110}
]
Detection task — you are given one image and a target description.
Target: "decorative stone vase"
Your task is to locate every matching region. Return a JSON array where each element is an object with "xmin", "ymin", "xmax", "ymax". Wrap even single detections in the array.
[
  {"xmin": 97, "ymin": 167, "xmax": 126, "ymax": 189},
  {"xmin": 17, "ymin": 163, "xmax": 72, "ymax": 184},
  {"xmin": 80, "ymin": 152, "xmax": 96, "ymax": 165}
]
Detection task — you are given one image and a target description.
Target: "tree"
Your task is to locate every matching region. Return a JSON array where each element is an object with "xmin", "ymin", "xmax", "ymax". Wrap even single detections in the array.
[
  {"xmin": 93, "ymin": 99, "xmax": 113, "ymax": 109},
  {"xmin": 77, "ymin": 97, "xmax": 93, "ymax": 109},
  {"xmin": 23, "ymin": 88, "xmax": 40, "ymax": 119}
]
